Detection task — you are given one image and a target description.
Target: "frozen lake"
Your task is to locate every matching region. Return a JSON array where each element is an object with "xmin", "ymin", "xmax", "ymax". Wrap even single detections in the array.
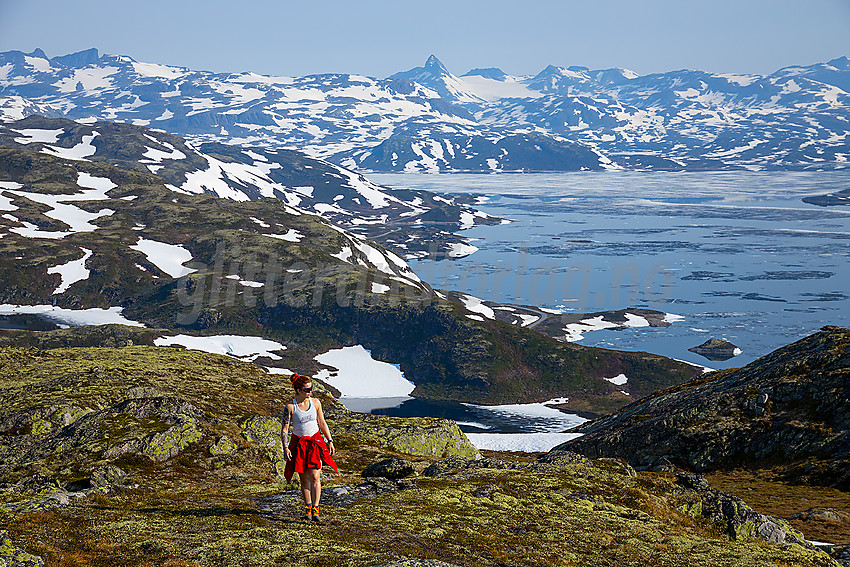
[{"xmin": 372, "ymin": 170, "xmax": 850, "ymax": 369}]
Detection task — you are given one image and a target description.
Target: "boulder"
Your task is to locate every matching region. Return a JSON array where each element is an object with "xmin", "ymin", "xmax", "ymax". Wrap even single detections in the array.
[
  {"xmin": 335, "ymin": 414, "xmax": 479, "ymax": 459},
  {"xmin": 209, "ymin": 436, "xmax": 238, "ymax": 456},
  {"xmin": 0, "ymin": 530, "xmax": 44, "ymax": 567},
  {"xmin": 676, "ymin": 473, "xmax": 812, "ymax": 546},
  {"xmin": 362, "ymin": 458, "xmax": 415, "ymax": 480},
  {"xmin": 139, "ymin": 418, "xmax": 203, "ymax": 462}
]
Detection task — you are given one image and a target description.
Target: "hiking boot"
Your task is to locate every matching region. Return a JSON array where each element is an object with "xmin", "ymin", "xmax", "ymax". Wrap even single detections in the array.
[
  {"xmin": 303, "ymin": 505, "xmax": 313, "ymax": 520},
  {"xmin": 311, "ymin": 506, "xmax": 321, "ymax": 522}
]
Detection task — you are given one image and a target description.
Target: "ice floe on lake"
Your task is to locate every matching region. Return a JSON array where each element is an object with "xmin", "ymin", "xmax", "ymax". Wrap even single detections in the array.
[
  {"xmin": 153, "ymin": 334, "xmax": 286, "ymax": 361},
  {"xmin": 460, "ymin": 399, "xmax": 588, "ymax": 452},
  {"xmin": 465, "ymin": 432, "xmax": 583, "ymax": 453},
  {"xmin": 0, "ymin": 305, "xmax": 144, "ymax": 328}
]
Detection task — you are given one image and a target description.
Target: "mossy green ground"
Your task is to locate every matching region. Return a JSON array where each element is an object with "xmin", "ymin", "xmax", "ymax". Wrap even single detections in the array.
[{"xmin": 0, "ymin": 346, "xmax": 838, "ymax": 566}]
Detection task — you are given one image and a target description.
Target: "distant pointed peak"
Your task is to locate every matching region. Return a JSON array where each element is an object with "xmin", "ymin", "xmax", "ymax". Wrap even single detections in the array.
[
  {"xmin": 424, "ymin": 54, "xmax": 450, "ymax": 75},
  {"xmin": 27, "ymin": 48, "xmax": 48, "ymax": 59}
]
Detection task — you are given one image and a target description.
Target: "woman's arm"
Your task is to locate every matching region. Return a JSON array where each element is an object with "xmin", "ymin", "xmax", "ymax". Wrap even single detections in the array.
[
  {"xmin": 281, "ymin": 403, "xmax": 293, "ymax": 460},
  {"xmin": 314, "ymin": 399, "xmax": 335, "ymax": 457}
]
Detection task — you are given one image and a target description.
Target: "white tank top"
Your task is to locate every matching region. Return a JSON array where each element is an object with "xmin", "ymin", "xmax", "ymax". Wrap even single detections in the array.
[{"xmin": 291, "ymin": 398, "xmax": 319, "ymax": 437}]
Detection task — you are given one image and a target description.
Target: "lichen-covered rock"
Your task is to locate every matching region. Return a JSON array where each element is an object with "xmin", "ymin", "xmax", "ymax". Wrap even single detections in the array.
[
  {"xmin": 336, "ymin": 415, "xmax": 479, "ymax": 459},
  {"xmin": 139, "ymin": 418, "xmax": 203, "ymax": 462},
  {"xmin": 0, "ymin": 488, "xmax": 104, "ymax": 514},
  {"xmin": 28, "ymin": 419, "xmax": 51, "ymax": 436},
  {"xmin": 423, "ymin": 456, "xmax": 522, "ymax": 478},
  {"xmin": 240, "ymin": 415, "xmax": 286, "ymax": 475},
  {"xmin": 209, "ymin": 435, "xmax": 238, "ymax": 456},
  {"xmin": 90, "ymin": 464, "xmax": 127, "ymax": 488},
  {"xmin": 531, "ymin": 449, "xmax": 592, "ymax": 470},
  {"xmin": 0, "ymin": 530, "xmax": 44, "ymax": 567},
  {"xmin": 675, "ymin": 473, "xmax": 812, "ymax": 546},
  {"xmin": 369, "ymin": 560, "xmax": 461, "ymax": 567},
  {"xmin": 362, "ymin": 458, "xmax": 415, "ymax": 480}
]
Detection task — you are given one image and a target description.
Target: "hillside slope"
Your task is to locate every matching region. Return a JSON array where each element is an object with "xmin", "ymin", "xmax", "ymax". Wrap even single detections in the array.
[
  {"xmin": 0, "ymin": 127, "xmax": 701, "ymax": 410},
  {"xmin": 0, "ymin": 346, "xmax": 838, "ymax": 567},
  {"xmin": 555, "ymin": 326, "xmax": 850, "ymax": 487}
]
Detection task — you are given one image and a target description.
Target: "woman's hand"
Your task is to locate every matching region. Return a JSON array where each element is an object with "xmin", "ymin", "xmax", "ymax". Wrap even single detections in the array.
[
  {"xmin": 284, "ymin": 447, "xmax": 292, "ymax": 461},
  {"xmin": 327, "ymin": 440, "xmax": 335, "ymax": 457}
]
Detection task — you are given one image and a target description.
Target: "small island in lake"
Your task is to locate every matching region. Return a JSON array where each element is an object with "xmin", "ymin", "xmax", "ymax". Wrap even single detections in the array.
[{"xmin": 688, "ymin": 338, "xmax": 742, "ymax": 361}]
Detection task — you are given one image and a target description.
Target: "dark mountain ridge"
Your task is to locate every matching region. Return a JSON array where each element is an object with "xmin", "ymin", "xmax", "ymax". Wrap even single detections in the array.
[{"xmin": 555, "ymin": 326, "xmax": 850, "ymax": 489}]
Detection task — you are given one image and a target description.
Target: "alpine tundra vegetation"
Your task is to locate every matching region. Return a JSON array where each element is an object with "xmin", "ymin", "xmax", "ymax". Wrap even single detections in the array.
[{"xmin": 0, "ymin": 337, "xmax": 847, "ymax": 566}]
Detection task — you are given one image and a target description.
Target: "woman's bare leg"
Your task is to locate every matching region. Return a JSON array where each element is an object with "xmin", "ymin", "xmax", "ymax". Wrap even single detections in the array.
[
  {"xmin": 309, "ymin": 468, "xmax": 321, "ymax": 508},
  {"xmin": 298, "ymin": 472, "xmax": 312, "ymax": 506}
]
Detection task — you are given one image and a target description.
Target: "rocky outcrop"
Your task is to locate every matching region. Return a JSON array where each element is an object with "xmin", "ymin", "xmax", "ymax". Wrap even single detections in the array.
[
  {"xmin": 0, "ymin": 530, "xmax": 44, "ymax": 567},
  {"xmin": 334, "ymin": 412, "xmax": 480, "ymax": 459},
  {"xmin": 555, "ymin": 327, "xmax": 850, "ymax": 487},
  {"xmin": 362, "ymin": 458, "xmax": 415, "ymax": 480},
  {"xmin": 676, "ymin": 473, "xmax": 812, "ymax": 545}
]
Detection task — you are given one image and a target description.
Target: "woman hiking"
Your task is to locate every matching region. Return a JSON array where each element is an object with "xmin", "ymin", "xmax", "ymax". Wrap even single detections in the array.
[{"xmin": 281, "ymin": 373, "xmax": 338, "ymax": 522}]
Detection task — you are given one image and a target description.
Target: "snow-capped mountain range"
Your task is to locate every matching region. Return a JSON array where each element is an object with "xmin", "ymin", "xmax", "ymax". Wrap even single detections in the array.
[{"xmin": 1, "ymin": 48, "xmax": 849, "ymax": 171}]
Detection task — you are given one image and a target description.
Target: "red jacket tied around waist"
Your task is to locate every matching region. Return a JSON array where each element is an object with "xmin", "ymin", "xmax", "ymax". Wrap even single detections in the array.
[{"xmin": 284, "ymin": 431, "xmax": 338, "ymax": 482}]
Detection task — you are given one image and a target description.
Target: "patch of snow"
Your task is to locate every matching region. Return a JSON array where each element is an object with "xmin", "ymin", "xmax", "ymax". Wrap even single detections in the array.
[
  {"xmin": 48, "ymin": 247, "xmax": 93, "ymax": 294},
  {"xmin": 458, "ymin": 294, "xmax": 495, "ymax": 319},
  {"xmin": 142, "ymin": 143, "xmax": 186, "ymax": 162},
  {"xmin": 623, "ymin": 313, "xmax": 650, "ymax": 328},
  {"xmin": 539, "ymin": 307, "xmax": 565, "ymax": 314},
  {"xmin": 4, "ymin": 175, "xmax": 115, "ymax": 239},
  {"xmin": 664, "ymin": 313, "xmax": 685, "ymax": 323},
  {"xmin": 129, "ymin": 237, "xmax": 197, "ymax": 278},
  {"xmin": 225, "ymin": 274, "xmax": 264, "ymax": 288},
  {"xmin": 76, "ymin": 172, "xmax": 116, "ymax": 191},
  {"xmin": 331, "ymin": 247, "xmax": 353, "ymax": 263},
  {"xmin": 561, "ymin": 316, "xmax": 619, "ymax": 342},
  {"xmin": 12, "ymin": 128, "xmax": 64, "ymax": 144},
  {"xmin": 458, "ymin": 74, "xmax": 543, "ymax": 101},
  {"xmin": 0, "ymin": 305, "xmax": 144, "ymax": 328},
  {"xmin": 0, "ymin": 185, "xmax": 19, "ymax": 211},
  {"xmin": 263, "ymin": 367, "xmax": 294, "ymax": 375},
  {"xmin": 604, "ymin": 374, "xmax": 629, "ymax": 386},
  {"xmin": 154, "ymin": 334, "xmax": 286, "ymax": 361},
  {"xmin": 265, "ymin": 229, "xmax": 303, "ymax": 242},
  {"xmin": 517, "ymin": 314, "xmax": 539, "ymax": 327},
  {"xmin": 132, "ymin": 61, "xmax": 189, "ymax": 80},
  {"xmin": 314, "ymin": 345, "xmax": 415, "ymax": 398},
  {"xmin": 371, "ymin": 282, "xmax": 390, "ymax": 294},
  {"xmin": 42, "ymin": 132, "xmax": 99, "ymax": 161}
]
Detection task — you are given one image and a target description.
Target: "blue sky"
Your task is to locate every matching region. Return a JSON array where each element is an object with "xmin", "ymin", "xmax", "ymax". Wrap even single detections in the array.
[{"xmin": 1, "ymin": 0, "xmax": 849, "ymax": 78}]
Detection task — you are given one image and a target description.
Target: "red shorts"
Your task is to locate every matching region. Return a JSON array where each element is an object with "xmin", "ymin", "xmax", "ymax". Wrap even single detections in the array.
[{"xmin": 284, "ymin": 431, "xmax": 338, "ymax": 482}]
